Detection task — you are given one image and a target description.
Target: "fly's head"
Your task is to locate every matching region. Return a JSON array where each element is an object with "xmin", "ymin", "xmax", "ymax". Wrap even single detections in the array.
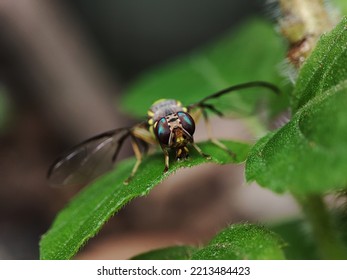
[{"xmin": 153, "ymin": 111, "xmax": 195, "ymax": 160}]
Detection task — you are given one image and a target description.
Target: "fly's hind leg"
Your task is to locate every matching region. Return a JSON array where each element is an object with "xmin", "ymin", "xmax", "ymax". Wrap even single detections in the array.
[
  {"xmin": 124, "ymin": 136, "xmax": 143, "ymax": 185},
  {"xmin": 202, "ymin": 108, "xmax": 236, "ymax": 160},
  {"xmin": 123, "ymin": 123, "xmax": 156, "ymax": 184}
]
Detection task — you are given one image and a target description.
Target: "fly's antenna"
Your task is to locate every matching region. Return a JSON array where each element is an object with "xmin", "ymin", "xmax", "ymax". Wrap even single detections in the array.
[
  {"xmin": 202, "ymin": 81, "xmax": 279, "ymax": 102},
  {"xmin": 189, "ymin": 81, "xmax": 280, "ymax": 110}
]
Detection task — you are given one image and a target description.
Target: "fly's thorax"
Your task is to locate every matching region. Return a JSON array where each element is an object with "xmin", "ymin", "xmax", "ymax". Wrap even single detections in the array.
[{"xmin": 147, "ymin": 99, "xmax": 186, "ymax": 123}]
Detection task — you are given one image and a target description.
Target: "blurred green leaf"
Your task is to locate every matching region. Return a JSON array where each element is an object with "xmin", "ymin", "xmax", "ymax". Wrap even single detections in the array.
[
  {"xmin": 270, "ymin": 219, "xmax": 319, "ymax": 259},
  {"xmin": 246, "ymin": 18, "xmax": 347, "ymax": 194},
  {"xmin": 270, "ymin": 208, "xmax": 347, "ymax": 260},
  {"xmin": 191, "ymin": 223, "xmax": 285, "ymax": 260},
  {"xmin": 40, "ymin": 140, "xmax": 250, "ymax": 260},
  {"xmin": 122, "ymin": 18, "xmax": 289, "ymax": 120},
  {"xmin": 131, "ymin": 246, "xmax": 197, "ymax": 260},
  {"xmin": 333, "ymin": 0, "xmax": 347, "ymax": 15}
]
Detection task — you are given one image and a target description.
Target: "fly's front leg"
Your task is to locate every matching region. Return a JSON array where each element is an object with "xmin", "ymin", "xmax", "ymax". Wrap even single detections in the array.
[
  {"xmin": 162, "ymin": 147, "xmax": 170, "ymax": 173},
  {"xmin": 202, "ymin": 108, "xmax": 236, "ymax": 160},
  {"xmin": 191, "ymin": 142, "xmax": 211, "ymax": 160},
  {"xmin": 124, "ymin": 136, "xmax": 143, "ymax": 185}
]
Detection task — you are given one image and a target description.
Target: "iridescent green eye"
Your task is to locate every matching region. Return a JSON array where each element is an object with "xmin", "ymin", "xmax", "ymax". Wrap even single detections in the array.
[
  {"xmin": 154, "ymin": 117, "xmax": 171, "ymax": 145},
  {"xmin": 177, "ymin": 112, "xmax": 195, "ymax": 136}
]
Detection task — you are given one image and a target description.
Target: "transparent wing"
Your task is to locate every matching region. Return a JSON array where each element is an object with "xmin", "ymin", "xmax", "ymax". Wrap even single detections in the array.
[{"xmin": 48, "ymin": 128, "xmax": 131, "ymax": 188}]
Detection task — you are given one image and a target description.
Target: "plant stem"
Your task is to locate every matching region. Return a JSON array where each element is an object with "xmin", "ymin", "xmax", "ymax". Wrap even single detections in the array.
[
  {"xmin": 277, "ymin": 0, "xmax": 336, "ymax": 67},
  {"xmin": 294, "ymin": 193, "xmax": 347, "ymax": 259}
]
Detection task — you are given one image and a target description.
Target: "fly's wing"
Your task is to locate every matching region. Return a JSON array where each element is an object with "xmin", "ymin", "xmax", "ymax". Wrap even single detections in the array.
[
  {"xmin": 187, "ymin": 81, "xmax": 280, "ymax": 119},
  {"xmin": 48, "ymin": 128, "xmax": 131, "ymax": 188}
]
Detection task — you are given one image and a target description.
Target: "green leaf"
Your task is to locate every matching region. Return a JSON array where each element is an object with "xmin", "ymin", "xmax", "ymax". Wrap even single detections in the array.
[
  {"xmin": 246, "ymin": 18, "xmax": 347, "ymax": 194},
  {"xmin": 122, "ymin": 18, "xmax": 289, "ymax": 120},
  {"xmin": 247, "ymin": 83, "xmax": 347, "ymax": 193},
  {"xmin": 270, "ymin": 208, "xmax": 347, "ymax": 260},
  {"xmin": 191, "ymin": 223, "xmax": 285, "ymax": 260},
  {"xmin": 292, "ymin": 17, "xmax": 347, "ymax": 111},
  {"xmin": 333, "ymin": 0, "xmax": 347, "ymax": 15},
  {"xmin": 270, "ymin": 219, "xmax": 319, "ymax": 259},
  {"xmin": 130, "ymin": 246, "xmax": 197, "ymax": 260},
  {"xmin": 40, "ymin": 140, "xmax": 250, "ymax": 260}
]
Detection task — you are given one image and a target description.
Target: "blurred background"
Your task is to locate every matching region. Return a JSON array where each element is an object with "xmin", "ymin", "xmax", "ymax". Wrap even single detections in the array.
[{"xmin": 0, "ymin": 0, "xmax": 299, "ymax": 259}]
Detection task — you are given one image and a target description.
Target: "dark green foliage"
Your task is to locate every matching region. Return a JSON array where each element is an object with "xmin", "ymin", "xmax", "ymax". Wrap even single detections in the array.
[{"xmin": 270, "ymin": 219, "xmax": 319, "ymax": 259}]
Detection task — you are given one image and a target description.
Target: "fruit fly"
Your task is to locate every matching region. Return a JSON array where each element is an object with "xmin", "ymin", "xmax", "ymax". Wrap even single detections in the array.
[{"xmin": 48, "ymin": 81, "xmax": 279, "ymax": 187}]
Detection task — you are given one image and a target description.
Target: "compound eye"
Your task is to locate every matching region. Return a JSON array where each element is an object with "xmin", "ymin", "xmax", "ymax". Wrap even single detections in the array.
[
  {"xmin": 154, "ymin": 117, "xmax": 171, "ymax": 146},
  {"xmin": 177, "ymin": 112, "xmax": 195, "ymax": 136}
]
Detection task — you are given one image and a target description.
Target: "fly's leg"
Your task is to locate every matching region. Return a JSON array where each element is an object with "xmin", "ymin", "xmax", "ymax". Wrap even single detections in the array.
[
  {"xmin": 202, "ymin": 108, "xmax": 236, "ymax": 160},
  {"xmin": 191, "ymin": 142, "xmax": 211, "ymax": 160},
  {"xmin": 123, "ymin": 124, "xmax": 156, "ymax": 184},
  {"xmin": 162, "ymin": 147, "xmax": 170, "ymax": 173},
  {"xmin": 124, "ymin": 136, "xmax": 143, "ymax": 185},
  {"xmin": 138, "ymin": 139, "xmax": 150, "ymax": 157}
]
